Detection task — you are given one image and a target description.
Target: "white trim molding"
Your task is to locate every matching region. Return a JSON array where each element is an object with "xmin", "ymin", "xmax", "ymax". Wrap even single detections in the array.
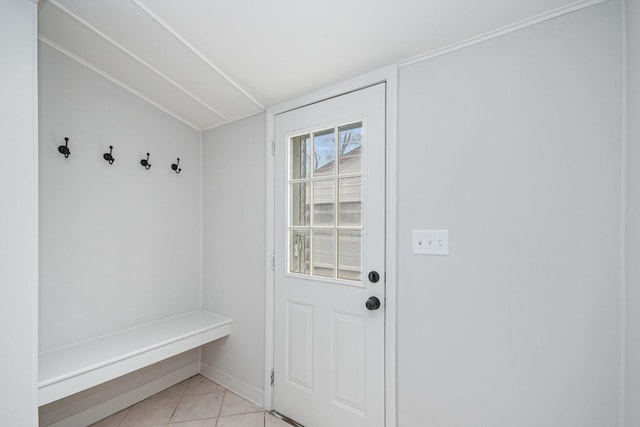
[
  {"xmin": 398, "ymin": 0, "xmax": 607, "ymax": 68},
  {"xmin": 264, "ymin": 109, "xmax": 276, "ymax": 410},
  {"xmin": 46, "ymin": 0, "xmax": 227, "ymax": 121},
  {"xmin": 264, "ymin": 64, "xmax": 398, "ymax": 426},
  {"xmin": 202, "ymin": 111, "xmax": 266, "ymax": 132},
  {"xmin": 130, "ymin": 0, "xmax": 265, "ymax": 110},
  {"xmin": 200, "ymin": 363, "xmax": 264, "ymax": 407},
  {"xmin": 383, "ymin": 66, "xmax": 398, "ymax": 427},
  {"xmin": 38, "ymin": 36, "xmax": 201, "ymax": 131}
]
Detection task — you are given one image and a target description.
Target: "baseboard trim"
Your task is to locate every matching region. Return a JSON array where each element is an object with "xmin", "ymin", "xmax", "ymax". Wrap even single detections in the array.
[
  {"xmin": 199, "ymin": 362, "xmax": 264, "ymax": 407},
  {"xmin": 46, "ymin": 363, "xmax": 199, "ymax": 427}
]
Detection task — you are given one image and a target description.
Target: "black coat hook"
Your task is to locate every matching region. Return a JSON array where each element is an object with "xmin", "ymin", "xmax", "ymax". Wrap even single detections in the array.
[
  {"xmin": 171, "ymin": 158, "xmax": 181, "ymax": 174},
  {"xmin": 58, "ymin": 137, "xmax": 70, "ymax": 158},
  {"xmin": 140, "ymin": 153, "xmax": 151, "ymax": 170},
  {"xmin": 103, "ymin": 146, "xmax": 115, "ymax": 165}
]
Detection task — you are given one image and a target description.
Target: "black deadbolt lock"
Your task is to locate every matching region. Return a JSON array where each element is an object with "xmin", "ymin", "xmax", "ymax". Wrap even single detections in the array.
[{"xmin": 368, "ymin": 271, "xmax": 380, "ymax": 283}]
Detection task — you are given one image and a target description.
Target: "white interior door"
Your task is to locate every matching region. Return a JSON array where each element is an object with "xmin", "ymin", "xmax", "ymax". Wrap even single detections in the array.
[{"xmin": 273, "ymin": 83, "xmax": 386, "ymax": 427}]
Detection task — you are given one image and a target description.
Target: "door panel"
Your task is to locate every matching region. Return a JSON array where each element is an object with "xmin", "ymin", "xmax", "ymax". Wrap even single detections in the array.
[
  {"xmin": 331, "ymin": 310, "xmax": 365, "ymax": 415},
  {"xmin": 274, "ymin": 83, "xmax": 385, "ymax": 427},
  {"xmin": 286, "ymin": 302, "xmax": 314, "ymax": 392}
]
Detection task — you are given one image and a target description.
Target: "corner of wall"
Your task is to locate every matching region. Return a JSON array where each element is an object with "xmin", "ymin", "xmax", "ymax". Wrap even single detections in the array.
[
  {"xmin": 620, "ymin": 1, "xmax": 628, "ymax": 424},
  {"xmin": 624, "ymin": 0, "xmax": 640, "ymax": 426},
  {"xmin": 199, "ymin": 129, "xmax": 205, "ymax": 311}
]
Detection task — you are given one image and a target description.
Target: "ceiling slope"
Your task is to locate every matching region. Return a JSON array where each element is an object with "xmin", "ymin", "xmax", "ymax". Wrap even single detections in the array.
[{"xmin": 39, "ymin": 0, "xmax": 590, "ymax": 131}]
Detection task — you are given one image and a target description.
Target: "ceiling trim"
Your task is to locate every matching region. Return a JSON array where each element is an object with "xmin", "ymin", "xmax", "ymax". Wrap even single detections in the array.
[
  {"xmin": 131, "ymin": 0, "xmax": 266, "ymax": 110},
  {"xmin": 398, "ymin": 0, "xmax": 607, "ymax": 68},
  {"xmin": 39, "ymin": 35, "xmax": 201, "ymax": 131},
  {"xmin": 200, "ymin": 110, "xmax": 265, "ymax": 133},
  {"xmin": 46, "ymin": 0, "xmax": 227, "ymax": 121}
]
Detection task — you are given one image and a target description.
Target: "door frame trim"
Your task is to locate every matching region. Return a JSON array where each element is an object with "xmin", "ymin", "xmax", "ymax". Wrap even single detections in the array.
[{"xmin": 264, "ymin": 64, "xmax": 398, "ymax": 427}]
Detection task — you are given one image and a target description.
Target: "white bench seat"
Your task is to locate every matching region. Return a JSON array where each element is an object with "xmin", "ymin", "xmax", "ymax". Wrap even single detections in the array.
[{"xmin": 38, "ymin": 310, "xmax": 231, "ymax": 406}]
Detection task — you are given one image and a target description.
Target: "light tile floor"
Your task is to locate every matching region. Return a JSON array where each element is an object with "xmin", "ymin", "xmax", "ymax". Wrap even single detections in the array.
[{"xmin": 90, "ymin": 374, "xmax": 291, "ymax": 427}]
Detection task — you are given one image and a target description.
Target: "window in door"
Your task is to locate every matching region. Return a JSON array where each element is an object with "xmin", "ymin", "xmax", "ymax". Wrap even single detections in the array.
[{"xmin": 288, "ymin": 122, "xmax": 363, "ymax": 283}]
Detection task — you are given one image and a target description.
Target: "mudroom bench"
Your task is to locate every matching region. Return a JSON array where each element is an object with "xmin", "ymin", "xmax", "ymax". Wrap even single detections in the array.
[{"xmin": 38, "ymin": 310, "xmax": 231, "ymax": 406}]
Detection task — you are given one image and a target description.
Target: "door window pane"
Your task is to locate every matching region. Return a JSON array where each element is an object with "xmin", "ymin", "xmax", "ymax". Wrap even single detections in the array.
[
  {"xmin": 313, "ymin": 129, "xmax": 335, "ymax": 177},
  {"xmin": 291, "ymin": 134, "xmax": 311, "ymax": 179},
  {"xmin": 338, "ymin": 231, "xmax": 361, "ymax": 281},
  {"xmin": 290, "ymin": 230, "xmax": 310, "ymax": 275},
  {"xmin": 338, "ymin": 177, "xmax": 361, "ymax": 226},
  {"xmin": 338, "ymin": 123, "xmax": 362, "ymax": 175},
  {"xmin": 288, "ymin": 122, "xmax": 363, "ymax": 283},
  {"xmin": 312, "ymin": 230, "xmax": 335, "ymax": 278},
  {"xmin": 291, "ymin": 182, "xmax": 310, "ymax": 226},
  {"xmin": 313, "ymin": 180, "xmax": 335, "ymax": 226}
]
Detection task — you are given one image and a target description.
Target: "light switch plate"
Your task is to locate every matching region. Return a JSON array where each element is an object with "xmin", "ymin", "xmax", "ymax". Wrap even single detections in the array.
[{"xmin": 413, "ymin": 230, "xmax": 449, "ymax": 255}]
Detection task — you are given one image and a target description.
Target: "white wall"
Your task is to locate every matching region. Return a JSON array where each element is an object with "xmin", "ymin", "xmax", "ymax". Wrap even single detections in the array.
[
  {"xmin": 38, "ymin": 43, "xmax": 202, "ymax": 351},
  {"xmin": 0, "ymin": 0, "xmax": 38, "ymax": 425},
  {"xmin": 200, "ymin": 113, "xmax": 266, "ymax": 402},
  {"xmin": 626, "ymin": 0, "xmax": 640, "ymax": 425},
  {"xmin": 38, "ymin": 42, "xmax": 203, "ymax": 424},
  {"xmin": 396, "ymin": 2, "xmax": 622, "ymax": 426}
]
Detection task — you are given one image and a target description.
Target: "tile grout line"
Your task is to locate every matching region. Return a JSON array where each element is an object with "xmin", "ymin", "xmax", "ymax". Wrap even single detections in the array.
[
  {"xmin": 114, "ymin": 406, "xmax": 132, "ymax": 427},
  {"xmin": 102, "ymin": 375, "xmax": 270, "ymax": 427},
  {"xmin": 214, "ymin": 389, "xmax": 227, "ymax": 427},
  {"xmin": 165, "ymin": 377, "xmax": 188, "ymax": 425}
]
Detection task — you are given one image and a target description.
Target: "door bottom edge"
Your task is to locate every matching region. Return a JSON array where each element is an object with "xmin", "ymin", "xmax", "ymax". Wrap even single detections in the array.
[{"xmin": 269, "ymin": 410, "xmax": 306, "ymax": 427}]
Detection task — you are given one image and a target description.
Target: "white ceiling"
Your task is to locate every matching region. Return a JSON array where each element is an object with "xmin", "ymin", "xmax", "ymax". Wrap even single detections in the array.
[{"xmin": 38, "ymin": 0, "xmax": 582, "ymax": 131}]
